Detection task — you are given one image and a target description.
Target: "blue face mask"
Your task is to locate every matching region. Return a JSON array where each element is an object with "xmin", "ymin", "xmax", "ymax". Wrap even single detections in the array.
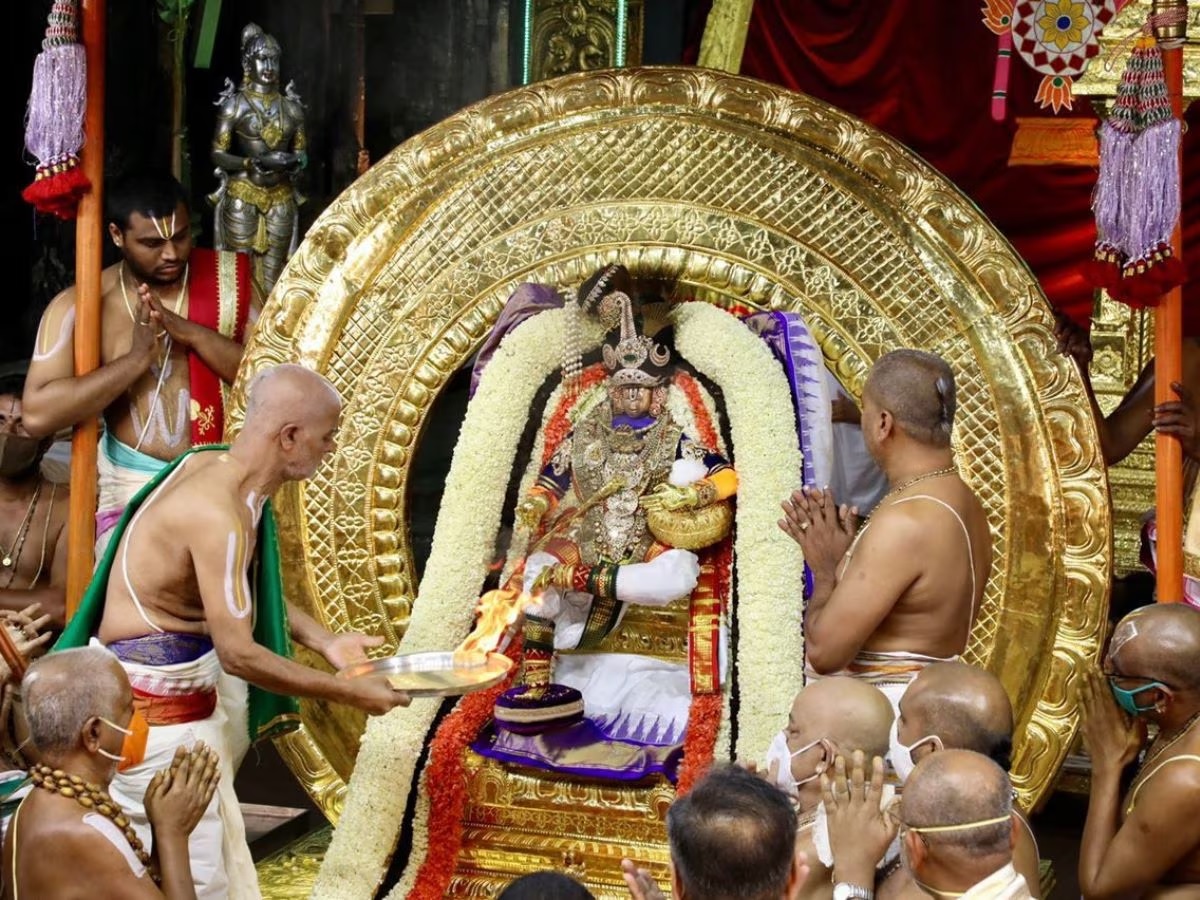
[{"xmin": 1108, "ymin": 677, "xmax": 1170, "ymax": 715}]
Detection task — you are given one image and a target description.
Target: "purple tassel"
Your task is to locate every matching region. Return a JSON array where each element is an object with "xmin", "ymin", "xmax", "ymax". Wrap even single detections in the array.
[
  {"xmin": 1129, "ymin": 118, "xmax": 1182, "ymax": 257},
  {"xmin": 24, "ymin": 42, "xmax": 87, "ymax": 171},
  {"xmin": 1093, "ymin": 121, "xmax": 1130, "ymax": 251}
]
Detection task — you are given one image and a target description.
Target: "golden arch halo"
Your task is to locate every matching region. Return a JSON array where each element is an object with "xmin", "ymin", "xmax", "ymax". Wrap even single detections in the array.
[{"xmin": 232, "ymin": 67, "xmax": 1111, "ymax": 818}]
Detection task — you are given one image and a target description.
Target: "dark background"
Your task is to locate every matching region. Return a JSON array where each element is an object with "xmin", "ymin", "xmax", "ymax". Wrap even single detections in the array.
[{"xmin": 5, "ymin": 0, "xmax": 694, "ymax": 370}]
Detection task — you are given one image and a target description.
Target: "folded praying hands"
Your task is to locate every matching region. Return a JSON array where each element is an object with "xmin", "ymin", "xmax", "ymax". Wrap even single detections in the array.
[{"xmin": 779, "ymin": 486, "xmax": 858, "ymax": 577}]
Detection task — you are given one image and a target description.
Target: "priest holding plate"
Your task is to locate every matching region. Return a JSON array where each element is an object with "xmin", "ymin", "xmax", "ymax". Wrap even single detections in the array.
[{"xmin": 55, "ymin": 364, "xmax": 409, "ymax": 900}]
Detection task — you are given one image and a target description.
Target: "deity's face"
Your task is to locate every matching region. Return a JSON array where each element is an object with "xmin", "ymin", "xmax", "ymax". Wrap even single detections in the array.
[
  {"xmin": 611, "ymin": 383, "xmax": 653, "ymax": 418},
  {"xmin": 109, "ymin": 203, "xmax": 193, "ymax": 287},
  {"xmin": 247, "ymin": 44, "xmax": 281, "ymax": 87}
]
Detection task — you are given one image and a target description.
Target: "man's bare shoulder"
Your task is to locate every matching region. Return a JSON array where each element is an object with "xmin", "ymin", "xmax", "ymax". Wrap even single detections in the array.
[
  {"xmin": 161, "ymin": 453, "xmax": 248, "ymax": 528},
  {"xmin": 27, "ymin": 816, "xmax": 153, "ymax": 900},
  {"xmin": 1136, "ymin": 754, "xmax": 1200, "ymax": 804}
]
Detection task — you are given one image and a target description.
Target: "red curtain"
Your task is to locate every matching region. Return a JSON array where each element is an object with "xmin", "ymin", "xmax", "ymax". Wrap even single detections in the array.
[{"xmin": 688, "ymin": 0, "xmax": 1200, "ymax": 328}]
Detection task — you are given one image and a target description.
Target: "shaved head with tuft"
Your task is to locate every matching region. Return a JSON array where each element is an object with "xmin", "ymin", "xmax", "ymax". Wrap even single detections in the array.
[{"xmin": 864, "ymin": 349, "xmax": 957, "ymax": 448}]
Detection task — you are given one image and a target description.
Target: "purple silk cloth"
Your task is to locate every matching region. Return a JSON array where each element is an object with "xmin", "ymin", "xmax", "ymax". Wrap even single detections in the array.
[
  {"xmin": 742, "ymin": 310, "xmax": 825, "ymax": 488},
  {"xmin": 611, "ymin": 414, "xmax": 655, "ymax": 430},
  {"xmin": 471, "ymin": 718, "xmax": 683, "ymax": 782},
  {"xmin": 744, "ymin": 310, "xmax": 831, "ymax": 602},
  {"xmin": 469, "ymin": 283, "xmax": 564, "ymax": 398},
  {"xmin": 107, "ymin": 633, "xmax": 214, "ymax": 666}
]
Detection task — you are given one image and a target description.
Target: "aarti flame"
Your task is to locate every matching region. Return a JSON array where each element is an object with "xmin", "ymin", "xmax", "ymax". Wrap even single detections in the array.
[{"xmin": 452, "ymin": 587, "xmax": 541, "ymax": 666}]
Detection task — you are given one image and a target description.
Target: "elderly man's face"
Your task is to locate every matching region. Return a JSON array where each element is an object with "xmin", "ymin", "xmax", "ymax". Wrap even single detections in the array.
[
  {"xmin": 784, "ymin": 693, "xmax": 830, "ymax": 785},
  {"xmin": 895, "ymin": 679, "xmax": 932, "ymax": 748},
  {"xmin": 0, "ymin": 394, "xmax": 29, "ymax": 437}
]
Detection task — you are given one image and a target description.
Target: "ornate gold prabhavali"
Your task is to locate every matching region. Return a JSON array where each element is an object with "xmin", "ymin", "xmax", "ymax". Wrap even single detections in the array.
[{"xmin": 233, "ymin": 66, "xmax": 1111, "ymax": 882}]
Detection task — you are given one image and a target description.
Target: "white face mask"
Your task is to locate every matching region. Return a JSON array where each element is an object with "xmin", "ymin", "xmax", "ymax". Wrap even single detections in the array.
[
  {"xmin": 811, "ymin": 785, "xmax": 900, "ymax": 869},
  {"xmin": 888, "ymin": 717, "xmax": 941, "ymax": 784},
  {"xmin": 765, "ymin": 730, "xmax": 828, "ymax": 795}
]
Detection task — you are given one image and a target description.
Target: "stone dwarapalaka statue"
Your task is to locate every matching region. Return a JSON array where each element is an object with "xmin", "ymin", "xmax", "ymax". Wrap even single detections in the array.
[
  {"xmin": 209, "ymin": 22, "xmax": 307, "ymax": 294},
  {"xmin": 475, "ymin": 265, "xmax": 738, "ymax": 778}
]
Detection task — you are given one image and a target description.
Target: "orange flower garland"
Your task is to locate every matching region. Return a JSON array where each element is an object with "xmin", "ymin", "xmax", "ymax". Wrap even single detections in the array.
[
  {"xmin": 540, "ymin": 364, "xmax": 607, "ymax": 467},
  {"xmin": 406, "ymin": 641, "xmax": 522, "ymax": 900},
  {"xmin": 676, "ymin": 536, "xmax": 733, "ymax": 796}
]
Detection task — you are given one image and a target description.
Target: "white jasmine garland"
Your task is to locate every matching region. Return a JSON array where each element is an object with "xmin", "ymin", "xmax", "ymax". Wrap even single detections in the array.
[
  {"xmin": 670, "ymin": 302, "xmax": 805, "ymax": 762},
  {"xmin": 313, "ymin": 308, "xmax": 604, "ymax": 900},
  {"xmin": 316, "ymin": 301, "xmax": 805, "ymax": 898}
]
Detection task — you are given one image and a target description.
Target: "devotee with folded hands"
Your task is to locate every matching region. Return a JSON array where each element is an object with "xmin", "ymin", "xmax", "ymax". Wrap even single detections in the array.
[
  {"xmin": 1078, "ymin": 604, "xmax": 1200, "ymax": 898},
  {"xmin": 826, "ymin": 749, "xmax": 1031, "ymax": 900},
  {"xmin": 780, "ymin": 351, "xmax": 991, "ymax": 713},
  {"xmin": 762, "ymin": 677, "xmax": 895, "ymax": 899},
  {"xmin": 2, "ymin": 647, "xmax": 218, "ymax": 899}
]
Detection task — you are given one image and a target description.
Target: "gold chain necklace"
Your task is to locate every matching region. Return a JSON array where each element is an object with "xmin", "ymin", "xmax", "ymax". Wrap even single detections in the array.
[
  {"xmin": 118, "ymin": 262, "xmax": 189, "ymax": 325},
  {"xmin": 28, "ymin": 764, "xmax": 158, "ymax": 882},
  {"xmin": 0, "ymin": 482, "xmax": 41, "ymax": 571},
  {"xmin": 879, "ymin": 464, "xmax": 958, "ymax": 507},
  {"xmin": 1137, "ymin": 709, "xmax": 1200, "ymax": 777}
]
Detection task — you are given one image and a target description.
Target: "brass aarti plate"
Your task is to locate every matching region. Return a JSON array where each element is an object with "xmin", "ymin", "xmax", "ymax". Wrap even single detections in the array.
[
  {"xmin": 232, "ymin": 66, "xmax": 1111, "ymax": 837},
  {"xmin": 337, "ymin": 651, "xmax": 513, "ymax": 697}
]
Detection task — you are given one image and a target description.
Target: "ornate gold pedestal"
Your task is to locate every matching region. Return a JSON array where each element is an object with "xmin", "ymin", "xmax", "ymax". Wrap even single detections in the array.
[{"xmin": 448, "ymin": 754, "xmax": 673, "ymax": 898}]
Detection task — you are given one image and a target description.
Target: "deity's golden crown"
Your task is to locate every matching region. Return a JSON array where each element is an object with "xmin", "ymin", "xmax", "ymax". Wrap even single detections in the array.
[{"xmin": 601, "ymin": 290, "xmax": 670, "ymax": 387}]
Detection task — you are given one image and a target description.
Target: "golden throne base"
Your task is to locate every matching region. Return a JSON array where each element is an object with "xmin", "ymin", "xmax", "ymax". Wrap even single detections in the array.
[{"xmin": 448, "ymin": 753, "xmax": 674, "ymax": 898}]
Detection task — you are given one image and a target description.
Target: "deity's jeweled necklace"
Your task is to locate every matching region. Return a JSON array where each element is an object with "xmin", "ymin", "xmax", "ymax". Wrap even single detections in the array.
[{"xmin": 28, "ymin": 764, "xmax": 158, "ymax": 881}]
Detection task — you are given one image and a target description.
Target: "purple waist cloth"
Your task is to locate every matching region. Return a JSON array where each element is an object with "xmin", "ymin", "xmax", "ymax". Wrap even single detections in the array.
[
  {"xmin": 95, "ymin": 508, "xmax": 124, "ymax": 539},
  {"xmin": 471, "ymin": 717, "xmax": 682, "ymax": 783},
  {"xmin": 107, "ymin": 633, "xmax": 215, "ymax": 666}
]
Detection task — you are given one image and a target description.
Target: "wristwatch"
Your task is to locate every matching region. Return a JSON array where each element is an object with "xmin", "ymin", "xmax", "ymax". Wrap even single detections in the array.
[{"xmin": 832, "ymin": 884, "xmax": 874, "ymax": 900}]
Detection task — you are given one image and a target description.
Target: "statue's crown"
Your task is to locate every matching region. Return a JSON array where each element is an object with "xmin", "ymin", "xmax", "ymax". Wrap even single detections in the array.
[{"xmin": 601, "ymin": 291, "xmax": 670, "ymax": 387}]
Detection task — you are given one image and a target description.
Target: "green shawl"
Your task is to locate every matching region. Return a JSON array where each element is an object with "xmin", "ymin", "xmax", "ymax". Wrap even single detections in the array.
[{"xmin": 55, "ymin": 445, "xmax": 300, "ymax": 744}]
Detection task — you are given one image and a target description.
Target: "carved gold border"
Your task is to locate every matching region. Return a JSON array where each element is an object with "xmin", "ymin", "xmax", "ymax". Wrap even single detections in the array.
[{"xmin": 231, "ymin": 67, "xmax": 1111, "ymax": 820}]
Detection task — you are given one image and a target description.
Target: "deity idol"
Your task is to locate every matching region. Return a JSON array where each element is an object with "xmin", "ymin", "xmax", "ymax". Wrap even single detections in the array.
[
  {"xmin": 210, "ymin": 23, "xmax": 307, "ymax": 294},
  {"xmin": 474, "ymin": 266, "xmax": 738, "ymax": 778}
]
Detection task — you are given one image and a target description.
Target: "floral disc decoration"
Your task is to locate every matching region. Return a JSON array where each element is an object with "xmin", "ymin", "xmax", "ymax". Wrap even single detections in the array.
[{"xmin": 987, "ymin": 0, "xmax": 1119, "ymax": 113}]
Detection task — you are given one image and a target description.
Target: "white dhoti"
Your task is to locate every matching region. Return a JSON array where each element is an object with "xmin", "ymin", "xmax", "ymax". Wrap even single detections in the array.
[
  {"xmin": 105, "ymin": 642, "xmax": 260, "ymax": 900},
  {"xmin": 806, "ymin": 649, "xmax": 960, "ymax": 716},
  {"xmin": 95, "ymin": 432, "xmax": 169, "ymax": 558}
]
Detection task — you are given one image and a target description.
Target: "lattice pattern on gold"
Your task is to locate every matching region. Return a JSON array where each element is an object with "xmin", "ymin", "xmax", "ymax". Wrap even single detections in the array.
[
  {"xmin": 230, "ymin": 68, "xmax": 1111, "ymax": 828},
  {"xmin": 449, "ymin": 753, "xmax": 674, "ymax": 899}
]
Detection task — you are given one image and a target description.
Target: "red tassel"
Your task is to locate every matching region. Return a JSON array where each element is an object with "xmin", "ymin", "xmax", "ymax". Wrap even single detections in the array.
[{"xmin": 22, "ymin": 163, "xmax": 90, "ymax": 220}]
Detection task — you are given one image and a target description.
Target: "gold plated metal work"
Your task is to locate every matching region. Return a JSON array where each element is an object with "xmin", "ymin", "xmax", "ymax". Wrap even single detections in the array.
[
  {"xmin": 1075, "ymin": 0, "xmax": 1200, "ymax": 110},
  {"xmin": 231, "ymin": 68, "xmax": 1111, "ymax": 840},
  {"xmin": 527, "ymin": 0, "xmax": 644, "ymax": 82}
]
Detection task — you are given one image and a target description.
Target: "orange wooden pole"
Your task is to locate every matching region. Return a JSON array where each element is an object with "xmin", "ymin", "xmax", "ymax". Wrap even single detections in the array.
[
  {"xmin": 65, "ymin": 0, "xmax": 106, "ymax": 617},
  {"xmin": 1153, "ymin": 1, "xmax": 1187, "ymax": 602}
]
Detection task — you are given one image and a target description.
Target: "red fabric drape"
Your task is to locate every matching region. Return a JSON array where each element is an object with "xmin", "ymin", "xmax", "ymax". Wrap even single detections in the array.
[{"xmin": 688, "ymin": 0, "xmax": 1200, "ymax": 330}]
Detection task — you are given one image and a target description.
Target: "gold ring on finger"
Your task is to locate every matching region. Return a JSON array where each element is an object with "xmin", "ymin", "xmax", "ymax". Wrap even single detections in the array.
[{"xmin": 800, "ymin": 522, "xmax": 810, "ymax": 532}]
